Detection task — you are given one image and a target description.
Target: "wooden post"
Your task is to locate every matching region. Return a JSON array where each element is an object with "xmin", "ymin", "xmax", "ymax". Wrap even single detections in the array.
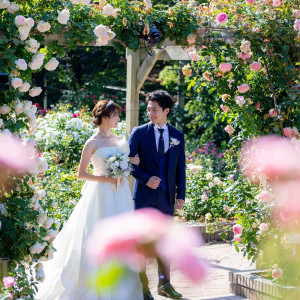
[
  {"xmin": 0, "ymin": 257, "xmax": 8, "ymax": 279},
  {"xmin": 125, "ymin": 48, "xmax": 140, "ymax": 139}
]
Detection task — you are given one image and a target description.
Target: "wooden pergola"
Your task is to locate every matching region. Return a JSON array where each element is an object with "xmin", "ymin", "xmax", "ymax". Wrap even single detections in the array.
[{"xmin": 44, "ymin": 34, "xmax": 190, "ymax": 137}]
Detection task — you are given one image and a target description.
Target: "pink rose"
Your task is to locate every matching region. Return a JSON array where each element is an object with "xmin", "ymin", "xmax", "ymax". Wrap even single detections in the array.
[
  {"xmin": 269, "ymin": 108, "xmax": 277, "ymax": 117},
  {"xmin": 255, "ymin": 102, "xmax": 261, "ymax": 110},
  {"xmin": 259, "ymin": 223, "xmax": 268, "ymax": 231},
  {"xmin": 93, "ymin": 95, "xmax": 97, "ymax": 98},
  {"xmin": 219, "ymin": 62, "xmax": 232, "ymax": 72},
  {"xmin": 234, "ymin": 234, "xmax": 242, "ymax": 242},
  {"xmin": 224, "ymin": 125, "xmax": 235, "ymax": 134},
  {"xmin": 272, "ymin": 269, "xmax": 282, "ymax": 279},
  {"xmin": 187, "ymin": 34, "xmax": 196, "ymax": 44},
  {"xmin": 246, "ymin": 0, "xmax": 255, "ymax": 3},
  {"xmin": 188, "ymin": 50, "xmax": 200, "ymax": 61},
  {"xmin": 86, "ymin": 94, "xmax": 90, "ymax": 98},
  {"xmin": 222, "ymin": 94, "xmax": 230, "ymax": 102},
  {"xmin": 272, "ymin": 0, "xmax": 282, "ymax": 7},
  {"xmin": 238, "ymin": 84, "xmax": 250, "ymax": 93},
  {"xmin": 3, "ymin": 277, "xmax": 15, "ymax": 288},
  {"xmin": 283, "ymin": 127, "xmax": 292, "ymax": 137},
  {"xmin": 182, "ymin": 64, "xmax": 192, "ymax": 76},
  {"xmin": 220, "ymin": 104, "xmax": 230, "ymax": 113},
  {"xmin": 216, "ymin": 12, "xmax": 228, "ymax": 25},
  {"xmin": 259, "ymin": 191, "xmax": 271, "ymax": 202},
  {"xmin": 236, "ymin": 96, "xmax": 246, "ymax": 107},
  {"xmin": 15, "ymin": 15, "xmax": 25, "ymax": 26},
  {"xmin": 72, "ymin": 113, "xmax": 77, "ymax": 118},
  {"xmin": 203, "ymin": 71, "xmax": 213, "ymax": 81},
  {"xmin": 293, "ymin": 10, "xmax": 300, "ymax": 19},
  {"xmin": 93, "ymin": 99, "xmax": 97, "ymax": 103},
  {"xmin": 233, "ymin": 224, "xmax": 242, "ymax": 235},
  {"xmin": 250, "ymin": 61, "xmax": 261, "ymax": 71},
  {"xmin": 294, "ymin": 19, "xmax": 300, "ymax": 31}
]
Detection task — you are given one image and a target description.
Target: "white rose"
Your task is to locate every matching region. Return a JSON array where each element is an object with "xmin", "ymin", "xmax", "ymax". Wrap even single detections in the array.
[
  {"xmin": 19, "ymin": 82, "xmax": 31, "ymax": 92},
  {"xmin": 206, "ymin": 173, "xmax": 213, "ymax": 180},
  {"xmin": 0, "ymin": 0, "xmax": 10, "ymax": 9},
  {"xmin": 208, "ymin": 181, "xmax": 214, "ymax": 188},
  {"xmin": 15, "ymin": 15, "xmax": 25, "ymax": 26},
  {"xmin": 18, "ymin": 24, "xmax": 30, "ymax": 37},
  {"xmin": 44, "ymin": 218, "xmax": 54, "ymax": 229},
  {"xmin": 0, "ymin": 118, "xmax": 3, "ymax": 127},
  {"xmin": 36, "ymin": 189, "xmax": 46, "ymax": 200},
  {"xmin": 23, "ymin": 100, "xmax": 32, "ymax": 110},
  {"xmin": 37, "ymin": 157, "xmax": 48, "ymax": 172},
  {"xmin": 29, "ymin": 161, "xmax": 39, "ymax": 175},
  {"xmin": 36, "ymin": 20, "xmax": 51, "ymax": 33},
  {"xmin": 25, "ymin": 17, "xmax": 34, "ymax": 27},
  {"xmin": 37, "ymin": 213, "xmax": 47, "ymax": 224},
  {"xmin": 29, "ymin": 87, "xmax": 42, "ymax": 97},
  {"xmin": 11, "ymin": 77, "xmax": 23, "ymax": 89},
  {"xmin": 144, "ymin": 0, "xmax": 152, "ymax": 8},
  {"xmin": 201, "ymin": 194, "xmax": 208, "ymax": 201},
  {"xmin": 57, "ymin": 9, "xmax": 70, "ymax": 25},
  {"xmin": 46, "ymin": 229, "xmax": 58, "ymax": 238},
  {"xmin": 70, "ymin": 0, "xmax": 80, "ymax": 4},
  {"xmin": 24, "ymin": 107, "xmax": 36, "ymax": 119},
  {"xmin": 0, "ymin": 203, "xmax": 8, "ymax": 216},
  {"xmin": 112, "ymin": 8, "xmax": 121, "ymax": 18},
  {"xmin": 14, "ymin": 101, "xmax": 24, "ymax": 115},
  {"xmin": 29, "ymin": 55, "xmax": 44, "ymax": 70},
  {"xmin": 80, "ymin": 0, "xmax": 91, "ymax": 4},
  {"xmin": 29, "ymin": 242, "xmax": 45, "ymax": 254},
  {"xmin": 96, "ymin": 36, "xmax": 110, "ymax": 46},
  {"xmin": 25, "ymin": 38, "xmax": 40, "ymax": 53},
  {"xmin": 15, "ymin": 58, "xmax": 27, "ymax": 70},
  {"xmin": 7, "ymin": 2, "xmax": 19, "ymax": 13},
  {"xmin": 103, "ymin": 4, "xmax": 114, "ymax": 16},
  {"xmin": 240, "ymin": 40, "xmax": 251, "ymax": 53},
  {"xmin": 120, "ymin": 160, "xmax": 128, "ymax": 170},
  {"xmin": 107, "ymin": 28, "xmax": 115, "ymax": 39},
  {"xmin": 36, "ymin": 269, "xmax": 45, "ymax": 282},
  {"xmin": 45, "ymin": 58, "xmax": 59, "ymax": 71},
  {"xmin": 0, "ymin": 104, "xmax": 11, "ymax": 114},
  {"xmin": 93, "ymin": 24, "xmax": 108, "ymax": 38}
]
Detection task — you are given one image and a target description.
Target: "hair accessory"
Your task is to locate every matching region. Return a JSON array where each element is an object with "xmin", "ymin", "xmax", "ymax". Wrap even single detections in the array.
[{"xmin": 106, "ymin": 100, "xmax": 114, "ymax": 107}]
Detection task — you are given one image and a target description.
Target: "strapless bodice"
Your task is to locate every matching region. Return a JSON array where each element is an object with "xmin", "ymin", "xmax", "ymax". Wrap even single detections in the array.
[{"xmin": 91, "ymin": 137, "xmax": 129, "ymax": 176}]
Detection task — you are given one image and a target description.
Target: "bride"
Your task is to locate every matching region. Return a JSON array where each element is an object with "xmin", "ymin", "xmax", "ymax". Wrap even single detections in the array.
[{"xmin": 36, "ymin": 100, "xmax": 143, "ymax": 300}]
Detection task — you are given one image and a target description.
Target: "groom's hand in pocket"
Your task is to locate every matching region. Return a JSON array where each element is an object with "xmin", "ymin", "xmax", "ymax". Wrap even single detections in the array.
[{"xmin": 146, "ymin": 176, "xmax": 161, "ymax": 189}]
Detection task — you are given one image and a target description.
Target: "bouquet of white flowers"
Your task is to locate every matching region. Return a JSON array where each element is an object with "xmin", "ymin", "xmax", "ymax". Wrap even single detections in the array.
[{"xmin": 105, "ymin": 153, "xmax": 134, "ymax": 178}]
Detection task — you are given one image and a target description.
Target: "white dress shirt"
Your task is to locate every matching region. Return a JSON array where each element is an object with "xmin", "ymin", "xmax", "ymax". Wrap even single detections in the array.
[{"xmin": 154, "ymin": 123, "xmax": 169, "ymax": 154}]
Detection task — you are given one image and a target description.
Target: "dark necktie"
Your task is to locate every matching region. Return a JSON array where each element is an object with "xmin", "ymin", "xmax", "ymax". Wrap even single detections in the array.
[{"xmin": 158, "ymin": 128, "xmax": 164, "ymax": 156}]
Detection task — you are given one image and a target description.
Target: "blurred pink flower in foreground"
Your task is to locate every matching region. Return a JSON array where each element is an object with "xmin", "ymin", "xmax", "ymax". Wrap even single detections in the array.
[
  {"xmin": 240, "ymin": 135, "xmax": 300, "ymax": 181},
  {"xmin": 240, "ymin": 135, "xmax": 300, "ymax": 226},
  {"xmin": 86, "ymin": 208, "xmax": 207, "ymax": 283},
  {"xmin": 0, "ymin": 132, "xmax": 34, "ymax": 172}
]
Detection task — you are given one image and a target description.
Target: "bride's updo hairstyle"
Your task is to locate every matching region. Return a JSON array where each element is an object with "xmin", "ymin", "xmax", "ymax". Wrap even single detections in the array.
[{"xmin": 92, "ymin": 100, "xmax": 122, "ymax": 126}]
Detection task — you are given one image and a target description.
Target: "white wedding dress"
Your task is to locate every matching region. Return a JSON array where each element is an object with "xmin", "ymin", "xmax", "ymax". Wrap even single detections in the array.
[{"xmin": 36, "ymin": 138, "xmax": 143, "ymax": 300}]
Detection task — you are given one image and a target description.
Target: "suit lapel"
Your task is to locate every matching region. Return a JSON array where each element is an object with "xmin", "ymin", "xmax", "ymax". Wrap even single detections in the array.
[{"xmin": 148, "ymin": 122, "xmax": 159, "ymax": 165}]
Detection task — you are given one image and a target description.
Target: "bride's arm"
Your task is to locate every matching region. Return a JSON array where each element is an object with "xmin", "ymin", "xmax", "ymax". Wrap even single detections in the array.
[{"xmin": 78, "ymin": 141, "xmax": 117, "ymax": 184}]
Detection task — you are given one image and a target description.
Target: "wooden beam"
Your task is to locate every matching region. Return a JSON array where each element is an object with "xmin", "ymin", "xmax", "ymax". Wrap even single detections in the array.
[
  {"xmin": 136, "ymin": 49, "xmax": 162, "ymax": 92},
  {"xmin": 140, "ymin": 46, "xmax": 190, "ymax": 61},
  {"xmin": 125, "ymin": 48, "xmax": 140, "ymax": 139}
]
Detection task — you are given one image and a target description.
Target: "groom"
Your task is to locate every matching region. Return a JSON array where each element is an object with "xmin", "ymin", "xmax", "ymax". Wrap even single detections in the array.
[{"xmin": 129, "ymin": 90, "xmax": 186, "ymax": 300}]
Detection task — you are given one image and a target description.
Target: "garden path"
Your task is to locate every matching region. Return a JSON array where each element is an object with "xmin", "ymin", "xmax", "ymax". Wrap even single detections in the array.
[{"xmin": 147, "ymin": 242, "xmax": 255, "ymax": 300}]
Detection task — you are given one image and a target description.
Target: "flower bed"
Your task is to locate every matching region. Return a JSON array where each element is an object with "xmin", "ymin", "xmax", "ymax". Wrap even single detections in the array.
[{"xmin": 230, "ymin": 271, "xmax": 300, "ymax": 300}]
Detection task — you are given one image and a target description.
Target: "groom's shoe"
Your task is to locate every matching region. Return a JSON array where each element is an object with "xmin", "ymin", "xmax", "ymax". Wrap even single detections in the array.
[
  {"xmin": 157, "ymin": 283, "xmax": 182, "ymax": 299},
  {"xmin": 143, "ymin": 289, "xmax": 154, "ymax": 300}
]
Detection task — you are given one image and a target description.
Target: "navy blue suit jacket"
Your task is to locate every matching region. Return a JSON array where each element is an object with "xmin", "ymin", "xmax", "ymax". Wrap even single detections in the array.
[{"xmin": 128, "ymin": 122, "xmax": 186, "ymax": 206}]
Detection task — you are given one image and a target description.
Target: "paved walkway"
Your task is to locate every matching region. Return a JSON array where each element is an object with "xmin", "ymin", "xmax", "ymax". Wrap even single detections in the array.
[{"xmin": 147, "ymin": 242, "xmax": 256, "ymax": 300}]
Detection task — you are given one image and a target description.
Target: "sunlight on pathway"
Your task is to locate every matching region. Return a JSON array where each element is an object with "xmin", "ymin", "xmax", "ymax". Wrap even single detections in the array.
[{"xmin": 147, "ymin": 242, "xmax": 255, "ymax": 300}]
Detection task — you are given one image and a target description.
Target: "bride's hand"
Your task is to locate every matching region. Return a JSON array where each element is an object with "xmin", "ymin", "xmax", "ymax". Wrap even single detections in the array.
[{"xmin": 129, "ymin": 155, "xmax": 140, "ymax": 165}]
